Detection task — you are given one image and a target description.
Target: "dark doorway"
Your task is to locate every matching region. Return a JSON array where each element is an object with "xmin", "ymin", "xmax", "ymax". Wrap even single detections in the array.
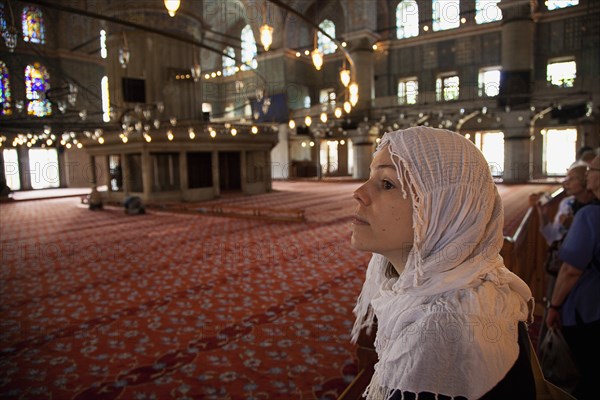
[
  {"xmin": 219, "ymin": 152, "xmax": 241, "ymax": 191},
  {"xmin": 187, "ymin": 152, "xmax": 213, "ymax": 188}
]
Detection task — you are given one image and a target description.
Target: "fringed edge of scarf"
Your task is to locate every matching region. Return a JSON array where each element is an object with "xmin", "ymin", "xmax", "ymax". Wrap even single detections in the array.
[{"xmin": 363, "ymin": 370, "xmax": 461, "ymax": 400}]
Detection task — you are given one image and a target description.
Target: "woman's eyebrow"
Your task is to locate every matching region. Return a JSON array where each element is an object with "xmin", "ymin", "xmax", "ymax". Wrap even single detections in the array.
[{"xmin": 370, "ymin": 164, "xmax": 396, "ymax": 171}]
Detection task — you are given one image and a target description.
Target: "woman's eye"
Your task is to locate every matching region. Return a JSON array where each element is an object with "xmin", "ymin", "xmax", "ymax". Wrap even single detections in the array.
[{"xmin": 382, "ymin": 180, "xmax": 394, "ymax": 190}]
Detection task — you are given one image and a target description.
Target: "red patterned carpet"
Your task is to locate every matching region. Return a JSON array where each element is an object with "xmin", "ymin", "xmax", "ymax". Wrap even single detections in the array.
[{"xmin": 0, "ymin": 181, "xmax": 558, "ymax": 399}]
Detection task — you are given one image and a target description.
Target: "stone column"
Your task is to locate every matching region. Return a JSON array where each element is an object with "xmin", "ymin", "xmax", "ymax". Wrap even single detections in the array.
[
  {"xmin": 502, "ymin": 110, "xmax": 532, "ymax": 183},
  {"xmin": 0, "ymin": 149, "xmax": 7, "ymax": 197},
  {"xmin": 240, "ymin": 151, "xmax": 247, "ymax": 194},
  {"xmin": 103, "ymin": 155, "xmax": 111, "ymax": 190},
  {"xmin": 121, "ymin": 153, "xmax": 129, "ymax": 195},
  {"xmin": 89, "ymin": 155, "xmax": 97, "ymax": 187},
  {"xmin": 179, "ymin": 150, "xmax": 188, "ymax": 192},
  {"xmin": 498, "ymin": 0, "xmax": 534, "ymax": 183},
  {"xmin": 265, "ymin": 150, "xmax": 272, "ymax": 191},
  {"xmin": 345, "ymin": 30, "xmax": 379, "ymax": 112},
  {"xmin": 498, "ymin": 0, "xmax": 534, "ymax": 109},
  {"xmin": 212, "ymin": 150, "xmax": 220, "ymax": 198},
  {"xmin": 351, "ymin": 123, "xmax": 378, "ymax": 180},
  {"xmin": 141, "ymin": 149, "xmax": 153, "ymax": 202},
  {"xmin": 17, "ymin": 146, "xmax": 32, "ymax": 190}
]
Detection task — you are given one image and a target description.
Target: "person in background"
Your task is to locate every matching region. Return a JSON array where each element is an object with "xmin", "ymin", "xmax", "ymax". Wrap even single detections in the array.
[
  {"xmin": 546, "ymin": 151, "xmax": 600, "ymax": 400},
  {"xmin": 88, "ymin": 187, "xmax": 103, "ymax": 210},
  {"xmin": 577, "ymin": 146, "xmax": 595, "ymax": 163},
  {"xmin": 351, "ymin": 127, "xmax": 535, "ymax": 400},
  {"xmin": 529, "ymin": 161, "xmax": 594, "ymax": 246}
]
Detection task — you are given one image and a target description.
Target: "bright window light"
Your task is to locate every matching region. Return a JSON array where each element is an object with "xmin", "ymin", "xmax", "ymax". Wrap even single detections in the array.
[
  {"xmin": 397, "ymin": 0, "xmax": 419, "ymax": 39},
  {"xmin": 545, "ymin": 0, "xmax": 578, "ymax": 11},
  {"xmin": 433, "ymin": 0, "xmax": 460, "ymax": 32},
  {"xmin": 436, "ymin": 75, "xmax": 459, "ymax": 101},
  {"xmin": 101, "ymin": 76, "xmax": 110, "ymax": 122},
  {"xmin": 100, "ymin": 30, "xmax": 107, "ymax": 59},
  {"xmin": 241, "ymin": 25, "xmax": 257, "ymax": 70},
  {"xmin": 476, "ymin": 0, "xmax": 502, "ymax": 24},
  {"xmin": 28, "ymin": 148, "xmax": 59, "ymax": 189},
  {"xmin": 475, "ymin": 131, "xmax": 504, "ymax": 176},
  {"xmin": 398, "ymin": 78, "xmax": 418, "ymax": 105},
  {"xmin": 222, "ymin": 46, "xmax": 236, "ymax": 77},
  {"xmin": 318, "ymin": 19, "xmax": 336, "ymax": 55},
  {"xmin": 479, "ymin": 68, "xmax": 501, "ymax": 97},
  {"xmin": 543, "ymin": 128, "xmax": 577, "ymax": 175},
  {"xmin": 547, "ymin": 60, "xmax": 576, "ymax": 87},
  {"xmin": 3, "ymin": 149, "xmax": 21, "ymax": 190}
]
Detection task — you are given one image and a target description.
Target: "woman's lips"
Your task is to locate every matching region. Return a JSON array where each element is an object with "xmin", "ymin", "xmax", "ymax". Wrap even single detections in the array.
[{"xmin": 352, "ymin": 215, "xmax": 369, "ymax": 225}]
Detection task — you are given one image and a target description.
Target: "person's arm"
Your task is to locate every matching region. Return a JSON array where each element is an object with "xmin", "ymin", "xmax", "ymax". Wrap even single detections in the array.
[{"xmin": 545, "ymin": 262, "xmax": 583, "ymax": 328}]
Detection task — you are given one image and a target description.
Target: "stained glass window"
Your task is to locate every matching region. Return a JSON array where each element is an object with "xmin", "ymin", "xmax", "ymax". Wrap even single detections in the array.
[
  {"xmin": 25, "ymin": 62, "xmax": 52, "ymax": 117},
  {"xmin": 318, "ymin": 19, "xmax": 336, "ymax": 55},
  {"xmin": 22, "ymin": 6, "xmax": 45, "ymax": 44},
  {"xmin": 1, "ymin": 3, "xmax": 7, "ymax": 32},
  {"xmin": 1, "ymin": 61, "xmax": 12, "ymax": 116},
  {"xmin": 241, "ymin": 25, "xmax": 257, "ymax": 70}
]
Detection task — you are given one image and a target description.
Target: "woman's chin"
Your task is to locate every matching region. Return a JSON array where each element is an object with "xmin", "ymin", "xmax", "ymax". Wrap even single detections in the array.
[{"xmin": 350, "ymin": 235, "xmax": 370, "ymax": 252}]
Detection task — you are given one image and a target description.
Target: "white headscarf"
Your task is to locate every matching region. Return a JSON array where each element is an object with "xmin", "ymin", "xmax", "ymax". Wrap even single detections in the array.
[{"xmin": 351, "ymin": 127, "xmax": 533, "ymax": 400}]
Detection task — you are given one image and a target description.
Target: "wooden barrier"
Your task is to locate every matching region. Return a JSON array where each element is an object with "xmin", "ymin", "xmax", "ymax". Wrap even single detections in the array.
[{"xmin": 338, "ymin": 189, "xmax": 565, "ymax": 400}]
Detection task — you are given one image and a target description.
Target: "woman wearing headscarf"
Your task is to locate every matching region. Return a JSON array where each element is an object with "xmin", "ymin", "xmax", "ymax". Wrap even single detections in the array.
[{"xmin": 351, "ymin": 127, "xmax": 535, "ymax": 400}]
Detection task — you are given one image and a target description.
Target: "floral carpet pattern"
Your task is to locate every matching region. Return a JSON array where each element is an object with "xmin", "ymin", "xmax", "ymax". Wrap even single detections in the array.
[{"xmin": 0, "ymin": 182, "xmax": 370, "ymax": 399}]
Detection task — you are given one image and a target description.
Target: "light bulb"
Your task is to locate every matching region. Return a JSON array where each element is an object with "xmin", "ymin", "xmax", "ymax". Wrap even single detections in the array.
[
  {"xmin": 344, "ymin": 101, "xmax": 351, "ymax": 114},
  {"xmin": 311, "ymin": 48, "xmax": 323, "ymax": 71},
  {"xmin": 289, "ymin": 120, "xmax": 296, "ymax": 129},
  {"xmin": 320, "ymin": 112, "xmax": 327, "ymax": 123},
  {"xmin": 305, "ymin": 116, "xmax": 312, "ymax": 127},
  {"xmin": 164, "ymin": 0, "xmax": 180, "ymax": 17},
  {"xmin": 260, "ymin": 24, "xmax": 274, "ymax": 51},
  {"xmin": 340, "ymin": 68, "xmax": 351, "ymax": 87}
]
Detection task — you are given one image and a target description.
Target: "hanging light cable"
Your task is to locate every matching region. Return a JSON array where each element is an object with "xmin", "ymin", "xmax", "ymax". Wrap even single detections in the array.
[
  {"xmin": 118, "ymin": 32, "xmax": 130, "ymax": 69},
  {"xmin": 191, "ymin": 46, "xmax": 202, "ymax": 82},
  {"xmin": 2, "ymin": 0, "xmax": 17, "ymax": 52}
]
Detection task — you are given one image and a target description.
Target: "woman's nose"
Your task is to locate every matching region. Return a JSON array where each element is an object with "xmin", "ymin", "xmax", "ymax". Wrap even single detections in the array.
[{"xmin": 353, "ymin": 184, "xmax": 370, "ymax": 206}]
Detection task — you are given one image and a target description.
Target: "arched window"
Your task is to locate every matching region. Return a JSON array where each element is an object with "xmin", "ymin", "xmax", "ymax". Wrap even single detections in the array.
[
  {"xmin": 476, "ymin": 0, "xmax": 502, "ymax": 24},
  {"xmin": 22, "ymin": 6, "xmax": 45, "ymax": 44},
  {"xmin": 222, "ymin": 46, "xmax": 236, "ymax": 77},
  {"xmin": 397, "ymin": 1, "xmax": 419, "ymax": 39},
  {"xmin": 432, "ymin": 0, "xmax": 460, "ymax": 32},
  {"xmin": 241, "ymin": 25, "xmax": 257, "ymax": 70},
  {"xmin": 318, "ymin": 19, "xmax": 336, "ymax": 55},
  {"xmin": 1, "ymin": 61, "xmax": 12, "ymax": 115},
  {"xmin": 25, "ymin": 62, "xmax": 51, "ymax": 117}
]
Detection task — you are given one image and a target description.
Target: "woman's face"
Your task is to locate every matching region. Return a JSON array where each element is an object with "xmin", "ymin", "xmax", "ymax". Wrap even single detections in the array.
[
  {"xmin": 586, "ymin": 155, "xmax": 600, "ymax": 198},
  {"xmin": 351, "ymin": 147, "xmax": 414, "ymax": 261}
]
